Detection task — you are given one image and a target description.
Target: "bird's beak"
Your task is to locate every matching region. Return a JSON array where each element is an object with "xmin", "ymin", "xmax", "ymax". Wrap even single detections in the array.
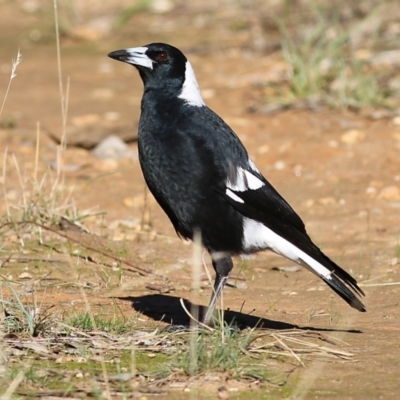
[{"xmin": 108, "ymin": 47, "xmax": 153, "ymax": 70}]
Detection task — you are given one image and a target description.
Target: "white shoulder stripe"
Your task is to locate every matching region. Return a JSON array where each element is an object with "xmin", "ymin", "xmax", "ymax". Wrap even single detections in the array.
[
  {"xmin": 226, "ymin": 167, "xmax": 264, "ymax": 192},
  {"xmin": 242, "ymin": 218, "xmax": 333, "ymax": 280}
]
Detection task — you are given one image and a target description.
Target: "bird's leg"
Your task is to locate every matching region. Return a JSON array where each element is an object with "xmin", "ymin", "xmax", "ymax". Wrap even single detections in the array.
[{"xmin": 203, "ymin": 254, "xmax": 233, "ymax": 326}]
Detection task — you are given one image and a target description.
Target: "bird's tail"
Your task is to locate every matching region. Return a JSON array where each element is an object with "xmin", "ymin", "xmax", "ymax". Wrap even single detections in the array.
[{"xmin": 299, "ymin": 251, "xmax": 366, "ymax": 312}]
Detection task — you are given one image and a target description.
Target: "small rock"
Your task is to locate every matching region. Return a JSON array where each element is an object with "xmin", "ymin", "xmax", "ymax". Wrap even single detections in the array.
[
  {"xmin": 328, "ymin": 140, "xmax": 339, "ymax": 148},
  {"xmin": 274, "ymin": 160, "xmax": 286, "ymax": 170},
  {"xmin": 370, "ymin": 50, "xmax": 400, "ymax": 67},
  {"xmin": 91, "ymin": 135, "xmax": 135, "ymax": 160},
  {"xmin": 91, "ymin": 88, "xmax": 114, "ymax": 100},
  {"xmin": 201, "ymin": 88, "xmax": 215, "ymax": 99},
  {"xmin": 104, "ymin": 111, "xmax": 120, "ymax": 121},
  {"xmin": 256, "ymin": 144, "xmax": 270, "ymax": 154},
  {"xmin": 218, "ymin": 386, "xmax": 229, "ymax": 399},
  {"xmin": 340, "ymin": 129, "xmax": 366, "ymax": 144},
  {"xmin": 318, "ymin": 197, "xmax": 336, "ymax": 205},
  {"xmin": 390, "ymin": 257, "xmax": 399, "ymax": 266},
  {"xmin": 18, "ymin": 272, "xmax": 33, "ymax": 279},
  {"xmin": 71, "ymin": 114, "xmax": 100, "ymax": 127},
  {"xmin": 392, "ymin": 116, "xmax": 400, "ymax": 126},
  {"xmin": 377, "ymin": 185, "xmax": 400, "ymax": 201},
  {"xmin": 303, "ymin": 199, "xmax": 315, "ymax": 207},
  {"xmin": 150, "ymin": 0, "xmax": 174, "ymax": 13},
  {"xmin": 272, "ymin": 266, "xmax": 300, "ymax": 273},
  {"xmin": 235, "ymin": 281, "xmax": 248, "ymax": 289},
  {"xmin": 366, "ymin": 186, "xmax": 377, "ymax": 196}
]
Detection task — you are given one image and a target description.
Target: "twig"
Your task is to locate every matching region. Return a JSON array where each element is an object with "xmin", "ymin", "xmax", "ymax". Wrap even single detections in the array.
[
  {"xmin": 0, "ymin": 220, "xmax": 154, "ymax": 276},
  {"xmin": 179, "ymin": 298, "xmax": 214, "ymax": 332}
]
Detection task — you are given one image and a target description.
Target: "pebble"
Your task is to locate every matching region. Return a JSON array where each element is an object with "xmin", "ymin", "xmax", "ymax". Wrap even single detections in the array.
[
  {"xmin": 392, "ymin": 132, "xmax": 400, "ymax": 141},
  {"xmin": 91, "ymin": 88, "xmax": 114, "ymax": 100},
  {"xmin": 218, "ymin": 386, "xmax": 229, "ymax": 399},
  {"xmin": 390, "ymin": 258, "xmax": 399, "ymax": 266},
  {"xmin": 91, "ymin": 135, "xmax": 135, "ymax": 160},
  {"xmin": 318, "ymin": 197, "xmax": 336, "ymax": 205},
  {"xmin": 235, "ymin": 282, "xmax": 248, "ymax": 289},
  {"xmin": 303, "ymin": 199, "xmax": 315, "ymax": 207},
  {"xmin": 377, "ymin": 185, "xmax": 400, "ymax": 201},
  {"xmin": 340, "ymin": 129, "xmax": 366, "ymax": 144},
  {"xmin": 274, "ymin": 160, "xmax": 286, "ymax": 170},
  {"xmin": 256, "ymin": 144, "xmax": 270, "ymax": 154},
  {"xmin": 370, "ymin": 50, "xmax": 400, "ymax": 67},
  {"xmin": 71, "ymin": 114, "xmax": 100, "ymax": 127},
  {"xmin": 18, "ymin": 272, "xmax": 33, "ymax": 279},
  {"xmin": 393, "ymin": 115, "xmax": 400, "ymax": 125},
  {"xmin": 150, "ymin": 0, "xmax": 174, "ymax": 13},
  {"xmin": 201, "ymin": 88, "xmax": 215, "ymax": 99},
  {"xmin": 328, "ymin": 140, "xmax": 339, "ymax": 148}
]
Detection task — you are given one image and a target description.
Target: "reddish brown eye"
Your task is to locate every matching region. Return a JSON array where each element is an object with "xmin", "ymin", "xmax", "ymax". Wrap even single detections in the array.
[{"xmin": 157, "ymin": 52, "xmax": 168, "ymax": 62}]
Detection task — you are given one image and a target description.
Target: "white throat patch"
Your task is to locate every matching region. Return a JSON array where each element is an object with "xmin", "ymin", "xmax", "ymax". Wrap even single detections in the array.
[{"xmin": 178, "ymin": 61, "xmax": 205, "ymax": 107}]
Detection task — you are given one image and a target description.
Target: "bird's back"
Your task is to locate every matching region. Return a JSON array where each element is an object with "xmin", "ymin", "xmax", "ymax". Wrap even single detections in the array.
[{"xmin": 138, "ymin": 94, "xmax": 248, "ymax": 252}]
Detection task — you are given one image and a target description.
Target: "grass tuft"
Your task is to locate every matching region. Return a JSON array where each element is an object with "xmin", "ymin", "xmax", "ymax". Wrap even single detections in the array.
[
  {"xmin": 278, "ymin": 14, "xmax": 392, "ymax": 110},
  {"xmin": 66, "ymin": 311, "xmax": 139, "ymax": 335}
]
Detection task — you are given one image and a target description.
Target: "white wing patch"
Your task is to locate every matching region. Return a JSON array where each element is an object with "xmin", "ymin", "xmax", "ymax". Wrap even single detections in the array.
[
  {"xmin": 248, "ymin": 157, "xmax": 260, "ymax": 174},
  {"xmin": 178, "ymin": 61, "xmax": 205, "ymax": 107},
  {"xmin": 242, "ymin": 218, "xmax": 333, "ymax": 280},
  {"xmin": 226, "ymin": 167, "xmax": 264, "ymax": 192},
  {"xmin": 226, "ymin": 189, "xmax": 244, "ymax": 203}
]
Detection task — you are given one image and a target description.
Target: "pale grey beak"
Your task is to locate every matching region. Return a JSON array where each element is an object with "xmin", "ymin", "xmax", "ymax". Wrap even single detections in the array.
[{"xmin": 108, "ymin": 46, "xmax": 153, "ymax": 69}]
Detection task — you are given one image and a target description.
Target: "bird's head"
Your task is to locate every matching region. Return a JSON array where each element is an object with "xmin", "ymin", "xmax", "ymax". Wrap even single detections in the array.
[{"xmin": 108, "ymin": 42, "xmax": 205, "ymax": 107}]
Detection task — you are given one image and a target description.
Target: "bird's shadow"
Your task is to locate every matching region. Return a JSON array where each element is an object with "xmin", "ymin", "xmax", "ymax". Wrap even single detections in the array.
[{"xmin": 117, "ymin": 294, "xmax": 362, "ymax": 333}]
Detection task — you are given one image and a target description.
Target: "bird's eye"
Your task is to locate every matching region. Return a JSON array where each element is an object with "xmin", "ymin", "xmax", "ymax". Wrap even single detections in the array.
[{"xmin": 157, "ymin": 52, "xmax": 169, "ymax": 62}]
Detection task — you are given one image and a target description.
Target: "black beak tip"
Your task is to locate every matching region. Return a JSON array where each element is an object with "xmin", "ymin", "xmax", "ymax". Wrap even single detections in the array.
[
  {"xmin": 108, "ymin": 50, "xmax": 118, "ymax": 60},
  {"xmin": 108, "ymin": 50, "xmax": 127, "ymax": 61}
]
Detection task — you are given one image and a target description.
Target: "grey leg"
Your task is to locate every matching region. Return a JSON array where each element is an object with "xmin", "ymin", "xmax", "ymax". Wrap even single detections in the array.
[{"xmin": 203, "ymin": 255, "xmax": 233, "ymax": 326}]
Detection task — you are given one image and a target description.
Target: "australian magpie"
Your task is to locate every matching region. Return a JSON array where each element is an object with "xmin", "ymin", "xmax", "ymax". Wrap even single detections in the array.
[{"xmin": 108, "ymin": 43, "xmax": 366, "ymax": 325}]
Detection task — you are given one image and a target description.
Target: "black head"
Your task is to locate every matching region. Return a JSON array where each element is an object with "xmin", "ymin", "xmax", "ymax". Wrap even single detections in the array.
[{"xmin": 108, "ymin": 42, "xmax": 205, "ymax": 106}]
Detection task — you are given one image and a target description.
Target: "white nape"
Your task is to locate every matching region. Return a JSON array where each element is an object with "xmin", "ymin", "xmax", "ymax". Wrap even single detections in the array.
[
  {"xmin": 242, "ymin": 218, "xmax": 333, "ymax": 280},
  {"xmin": 178, "ymin": 61, "xmax": 205, "ymax": 107},
  {"xmin": 227, "ymin": 167, "xmax": 264, "ymax": 192}
]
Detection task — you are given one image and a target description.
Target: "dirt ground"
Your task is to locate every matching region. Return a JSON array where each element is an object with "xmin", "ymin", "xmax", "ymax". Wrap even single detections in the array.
[{"xmin": 1, "ymin": 2, "xmax": 400, "ymax": 399}]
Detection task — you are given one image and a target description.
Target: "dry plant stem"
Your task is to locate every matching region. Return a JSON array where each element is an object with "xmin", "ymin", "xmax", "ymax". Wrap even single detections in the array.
[
  {"xmin": 2, "ymin": 147, "xmax": 10, "ymax": 219},
  {"xmin": 0, "ymin": 220, "xmax": 155, "ymax": 276},
  {"xmin": 53, "ymin": 0, "xmax": 68, "ymax": 138},
  {"xmin": 179, "ymin": 298, "xmax": 213, "ymax": 332},
  {"xmin": 12, "ymin": 153, "xmax": 27, "ymax": 209},
  {"xmin": 1, "ymin": 370, "xmax": 25, "ymax": 400},
  {"xmin": 78, "ymin": 287, "xmax": 111, "ymax": 400},
  {"xmin": 189, "ymin": 232, "xmax": 202, "ymax": 374},
  {"xmin": 191, "ymin": 231, "xmax": 202, "ymax": 324},
  {"xmin": 271, "ymin": 333, "xmax": 305, "ymax": 367},
  {"xmin": 34, "ymin": 122, "xmax": 40, "ymax": 182},
  {"xmin": 0, "ymin": 49, "xmax": 22, "ymax": 118}
]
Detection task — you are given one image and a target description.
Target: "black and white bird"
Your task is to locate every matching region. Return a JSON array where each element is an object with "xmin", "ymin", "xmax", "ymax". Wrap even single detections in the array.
[{"xmin": 108, "ymin": 43, "xmax": 366, "ymax": 325}]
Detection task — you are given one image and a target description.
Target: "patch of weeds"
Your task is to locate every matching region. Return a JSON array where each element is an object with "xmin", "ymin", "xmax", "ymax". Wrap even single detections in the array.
[
  {"xmin": 172, "ymin": 322, "xmax": 271, "ymax": 380},
  {"xmin": 277, "ymin": 13, "xmax": 392, "ymax": 110},
  {"xmin": 65, "ymin": 311, "xmax": 139, "ymax": 334},
  {"xmin": 1, "ymin": 284, "xmax": 53, "ymax": 337},
  {"xmin": 114, "ymin": 0, "xmax": 153, "ymax": 29}
]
